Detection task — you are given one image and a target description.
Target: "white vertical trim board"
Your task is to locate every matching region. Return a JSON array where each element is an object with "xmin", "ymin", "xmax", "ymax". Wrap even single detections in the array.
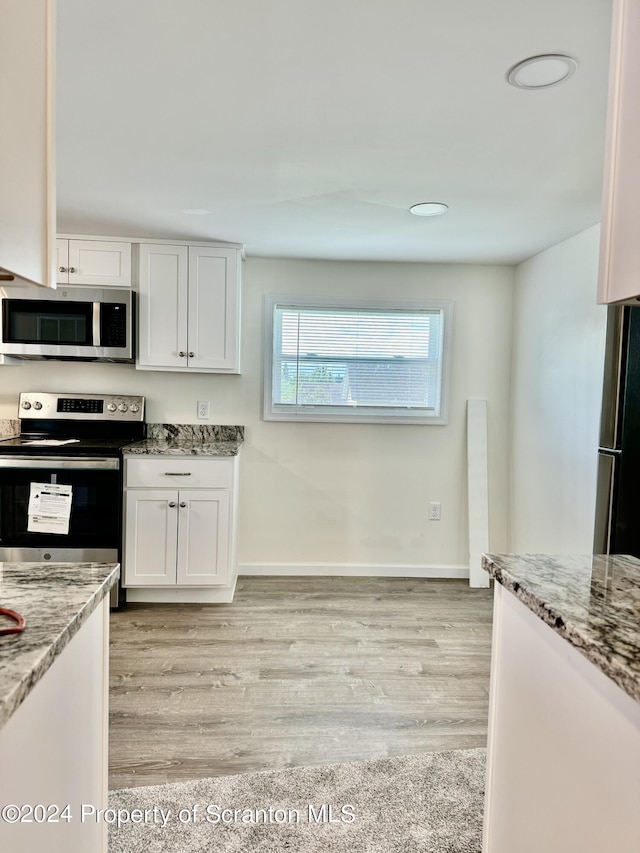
[
  {"xmin": 239, "ymin": 563, "xmax": 468, "ymax": 579},
  {"xmin": 467, "ymin": 399, "xmax": 491, "ymax": 588}
]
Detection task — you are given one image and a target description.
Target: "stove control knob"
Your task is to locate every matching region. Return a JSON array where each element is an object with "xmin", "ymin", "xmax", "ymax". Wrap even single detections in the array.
[
  {"xmin": 118, "ymin": 402, "xmax": 128, "ymax": 412},
  {"xmin": 107, "ymin": 402, "xmax": 117, "ymax": 412},
  {"xmin": 33, "ymin": 401, "xmax": 42, "ymax": 410},
  {"xmin": 21, "ymin": 401, "xmax": 31, "ymax": 409},
  {"xmin": 129, "ymin": 403, "xmax": 140, "ymax": 414}
]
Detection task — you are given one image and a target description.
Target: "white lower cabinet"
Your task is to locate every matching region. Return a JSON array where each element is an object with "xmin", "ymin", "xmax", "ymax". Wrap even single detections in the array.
[
  {"xmin": 123, "ymin": 456, "xmax": 239, "ymax": 602},
  {"xmin": 176, "ymin": 489, "xmax": 230, "ymax": 585},
  {"xmin": 124, "ymin": 489, "xmax": 179, "ymax": 586}
]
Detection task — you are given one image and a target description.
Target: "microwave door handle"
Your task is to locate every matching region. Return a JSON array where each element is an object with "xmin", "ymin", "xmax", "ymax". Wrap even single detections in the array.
[{"xmin": 93, "ymin": 302, "xmax": 101, "ymax": 347}]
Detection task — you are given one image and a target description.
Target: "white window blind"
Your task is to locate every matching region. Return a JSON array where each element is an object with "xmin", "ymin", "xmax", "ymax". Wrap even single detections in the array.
[{"xmin": 264, "ymin": 297, "xmax": 452, "ymax": 424}]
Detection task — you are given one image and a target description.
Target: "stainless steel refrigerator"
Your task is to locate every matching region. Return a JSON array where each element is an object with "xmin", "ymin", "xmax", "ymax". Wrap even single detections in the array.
[{"xmin": 594, "ymin": 304, "xmax": 640, "ymax": 556}]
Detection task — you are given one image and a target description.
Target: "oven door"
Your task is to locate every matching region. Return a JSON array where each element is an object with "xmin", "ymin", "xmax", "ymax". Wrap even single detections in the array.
[{"xmin": 0, "ymin": 456, "xmax": 121, "ymax": 551}]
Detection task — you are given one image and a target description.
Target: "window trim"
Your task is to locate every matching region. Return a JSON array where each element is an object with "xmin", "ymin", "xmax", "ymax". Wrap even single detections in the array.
[{"xmin": 263, "ymin": 295, "xmax": 453, "ymax": 425}]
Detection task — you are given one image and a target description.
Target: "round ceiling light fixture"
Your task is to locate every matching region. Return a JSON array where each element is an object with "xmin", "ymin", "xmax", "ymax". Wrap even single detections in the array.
[
  {"xmin": 507, "ymin": 54, "xmax": 578, "ymax": 89},
  {"xmin": 409, "ymin": 202, "xmax": 449, "ymax": 217}
]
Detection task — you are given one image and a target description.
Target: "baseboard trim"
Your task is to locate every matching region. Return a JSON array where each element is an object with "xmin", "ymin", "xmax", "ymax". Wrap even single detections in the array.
[{"xmin": 238, "ymin": 563, "xmax": 469, "ymax": 579}]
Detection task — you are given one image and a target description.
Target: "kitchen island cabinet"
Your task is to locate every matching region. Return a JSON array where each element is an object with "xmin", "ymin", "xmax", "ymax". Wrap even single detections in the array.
[
  {"xmin": 482, "ymin": 553, "xmax": 640, "ymax": 853},
  {"xmin": 0, "ymin": 561, "xmax": 119, "ymax": 853}
]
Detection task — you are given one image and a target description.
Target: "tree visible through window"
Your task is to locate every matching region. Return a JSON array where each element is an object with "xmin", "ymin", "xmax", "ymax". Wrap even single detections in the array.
[{"xmin": 264, "ymin": 297, "xmax": 452, "ymax": 424}]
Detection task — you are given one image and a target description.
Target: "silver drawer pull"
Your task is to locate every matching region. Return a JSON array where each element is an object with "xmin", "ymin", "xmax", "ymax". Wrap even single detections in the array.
[
  {"xmin": 179, "ymin": 501, "xmax": 187, "ymax": 508},
  {"xmin": 164, "ymin": 472, "xmax": 192, "ymax": 476},
  {"xmin": 168, "ymin": 501, "xmax": 177, "ymax": 508}
]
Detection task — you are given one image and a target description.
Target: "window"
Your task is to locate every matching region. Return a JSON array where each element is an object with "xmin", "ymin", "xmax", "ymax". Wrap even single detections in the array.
[{"xmin": 263, "ymin": 296, "xmax": 452, "ymax": 424}]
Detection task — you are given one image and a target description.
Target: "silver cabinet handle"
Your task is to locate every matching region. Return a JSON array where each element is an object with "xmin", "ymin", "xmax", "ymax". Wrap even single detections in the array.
[
  {"xmin": 59, "ymin": 266, "xmax": 67, "ymax": 273},
  {"xmin": 168, "ymin": 501, "xmax": 177, "ymax": 508},
  {"xmin": 68, "ymin": 267, "xmax": 77, "ymax": 273},
  {"xmin": 179, "ymin": 501, "xmax": 187, "ymax": 508},
  {"xmin": 179, "ymin": 351, "xmax": 186, "ymax": 357},
  {"xmin": 164, "ymin": 472, "xmax": 192, "ymax": 476},
  {"xmin": 188, "ymin": 352, "xmax": 195, "ymax": 357}
]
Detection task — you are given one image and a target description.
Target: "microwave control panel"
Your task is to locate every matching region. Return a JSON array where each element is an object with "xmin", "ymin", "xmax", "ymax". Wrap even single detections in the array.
[{"xmin": 100, "ymin": 303, "xmax": 127, "ymax": 348}]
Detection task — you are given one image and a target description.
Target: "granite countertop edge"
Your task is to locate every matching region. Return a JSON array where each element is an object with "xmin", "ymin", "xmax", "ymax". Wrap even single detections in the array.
[
  {"xmin": 0, "ymin": 565, "xmax": 119, "ymax": 730},
  {"xmin": 482, "ymin": 553, "xmax": 640, "ymax": 705},
  {"xmin": 122, "ymin": 439, "xmax": 243, "ymax": 456}
]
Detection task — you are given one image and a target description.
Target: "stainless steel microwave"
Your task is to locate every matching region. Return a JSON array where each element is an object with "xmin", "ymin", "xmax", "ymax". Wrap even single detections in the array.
[{"xmin": 0, "ymin": 286, "xmax": 134, "ymax": 362}]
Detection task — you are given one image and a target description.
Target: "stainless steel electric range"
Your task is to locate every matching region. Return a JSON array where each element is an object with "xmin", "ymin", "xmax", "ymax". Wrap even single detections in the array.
[{"xmin": 0, "ymin": 392, "xmax": 145, "ymax": 607}]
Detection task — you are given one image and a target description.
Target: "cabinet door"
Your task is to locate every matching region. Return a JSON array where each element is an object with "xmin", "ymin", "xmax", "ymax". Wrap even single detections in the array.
[
  {"xmin": 67, "ymin": 239, "xmax": 132, "ymax": 287},
  {"xmin": 176, "ymin": 489, "xmax": 230, "ymax": 585},
  {"xmin": 0, "ymin": 0, "xmax": 55, "ymax": 288},
  {"xmin": 598, "ymin": 0, "xmax": 640, "ymax": 303},
  {"xmin": 187, "ymin": 247, "xmax": 240, "ymax": 371},
  {"xmin": 138, "ymin": 244, "xmax": 189, "ymax": 368},
  {"xmin": 124, "ymin": 489, "xmax": 178, "ymax": 586},
  {"xmin": 56, "ymin": 239, "xmax": 69, "ymax": 284}
]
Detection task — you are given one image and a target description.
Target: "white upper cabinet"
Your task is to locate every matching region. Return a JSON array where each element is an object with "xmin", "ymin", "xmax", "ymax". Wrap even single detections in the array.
[
  {"xmin": 137, "ymin": 243, "xmax": 241, "ymax": 373},
  {"xmin": 138, "ymin": 244, "xmax": 189, "ymax": 369},
  {"xmin": 0, "ymin": 0, "xmax": 56, "ymax": 288},
  {"xmin": 57, "ymin": 238, "xmax": 132, "ymax": 287},
  {"xmin": 187, "ymin": 247, "xmax": 239, "ymax": 371},
  {"xmin": 598, "ymin": 0, "xmax": 640, "ymax": 304}
]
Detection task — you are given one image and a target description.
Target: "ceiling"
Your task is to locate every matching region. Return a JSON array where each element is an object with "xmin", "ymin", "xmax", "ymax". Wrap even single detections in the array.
[{"xmin": 56, "ymin": 0, "xmax": 613, "ymax": 264}]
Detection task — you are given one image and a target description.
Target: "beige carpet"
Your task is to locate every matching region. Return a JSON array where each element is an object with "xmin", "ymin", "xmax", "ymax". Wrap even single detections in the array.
[{"xmin": 108, "ymin": 747, "xmax": 485, "ymax": 852}]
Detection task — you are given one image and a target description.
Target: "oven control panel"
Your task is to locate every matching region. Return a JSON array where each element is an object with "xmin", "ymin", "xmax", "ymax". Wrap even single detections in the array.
[{"xmin": 18, "ymin": 393, "xmax": 145, "ymax": 421}]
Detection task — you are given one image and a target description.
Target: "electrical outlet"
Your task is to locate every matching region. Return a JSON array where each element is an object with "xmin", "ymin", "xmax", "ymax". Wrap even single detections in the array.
[
  {"xmin": 429, "ymin": 501, "xmax": 441, "ymax": 521},
  {"xmin": 197, "ymin": 400, "xmax": 210, "ymax": 419}
]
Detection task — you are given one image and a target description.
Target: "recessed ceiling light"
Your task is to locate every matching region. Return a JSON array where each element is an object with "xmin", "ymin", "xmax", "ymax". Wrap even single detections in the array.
[
  {"xmin": 409, "ymin": 202, "xmax": 449, "ymax": 217},
  {"xmin": 182, "ymin": 208, "xmax": 211, "ymax": 215},
  {"xmin": 507, "ymin": 54, "xmax": 577, "ymax": 89}
]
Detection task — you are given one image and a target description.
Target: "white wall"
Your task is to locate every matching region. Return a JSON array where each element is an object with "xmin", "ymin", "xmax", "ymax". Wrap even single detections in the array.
[
  {"xmin": 510, "ymin": 225, "xmax": 607, "ymax": 552},
  {"xmin": 0, "ymin": 258, "xmax": 514, "ymax": 572}
]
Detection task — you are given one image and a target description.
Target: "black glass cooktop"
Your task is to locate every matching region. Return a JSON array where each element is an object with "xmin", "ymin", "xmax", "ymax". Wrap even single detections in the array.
[{"xmin": 0, "ymin": 435, "xmax": 140, "ymax": 456}]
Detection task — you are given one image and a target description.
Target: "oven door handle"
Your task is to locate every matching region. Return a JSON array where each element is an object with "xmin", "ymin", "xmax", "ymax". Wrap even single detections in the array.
[{"xmin": 0, "ymin": 456, "xmax": 119, "ymax": 470}]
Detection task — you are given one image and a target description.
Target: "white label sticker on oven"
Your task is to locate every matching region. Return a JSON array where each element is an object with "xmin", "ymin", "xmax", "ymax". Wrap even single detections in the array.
[{"xmin": 27, "ymin": 482, "xmax": 73, "ymax": 535}]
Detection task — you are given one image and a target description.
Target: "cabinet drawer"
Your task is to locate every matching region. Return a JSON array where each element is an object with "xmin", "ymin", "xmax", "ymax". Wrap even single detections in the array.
[{"xmin": 126, "ymin": 457, "xmax": 234, "ymax": 489}]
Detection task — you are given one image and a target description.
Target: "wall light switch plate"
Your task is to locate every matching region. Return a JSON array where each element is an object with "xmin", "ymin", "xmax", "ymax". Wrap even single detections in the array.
[{"xmin": 197, "ymin": 400, "xmax": 210, "ymax": 419}]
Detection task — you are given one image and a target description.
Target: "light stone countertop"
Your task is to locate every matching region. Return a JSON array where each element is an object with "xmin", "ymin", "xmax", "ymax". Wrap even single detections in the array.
[
  {"xmin": 482, "ymin": 553, "xmax": 640, "ymax": 705},
  {"xmin": 0, "ymin": 562, "xmax": 119, "ymax": 730}
]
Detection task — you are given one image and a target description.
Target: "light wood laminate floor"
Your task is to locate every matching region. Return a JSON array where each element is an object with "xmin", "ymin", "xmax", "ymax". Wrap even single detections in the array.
[{"xmin": 109, "ymin": 577, "xmax": 493, "ymax": 789}]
